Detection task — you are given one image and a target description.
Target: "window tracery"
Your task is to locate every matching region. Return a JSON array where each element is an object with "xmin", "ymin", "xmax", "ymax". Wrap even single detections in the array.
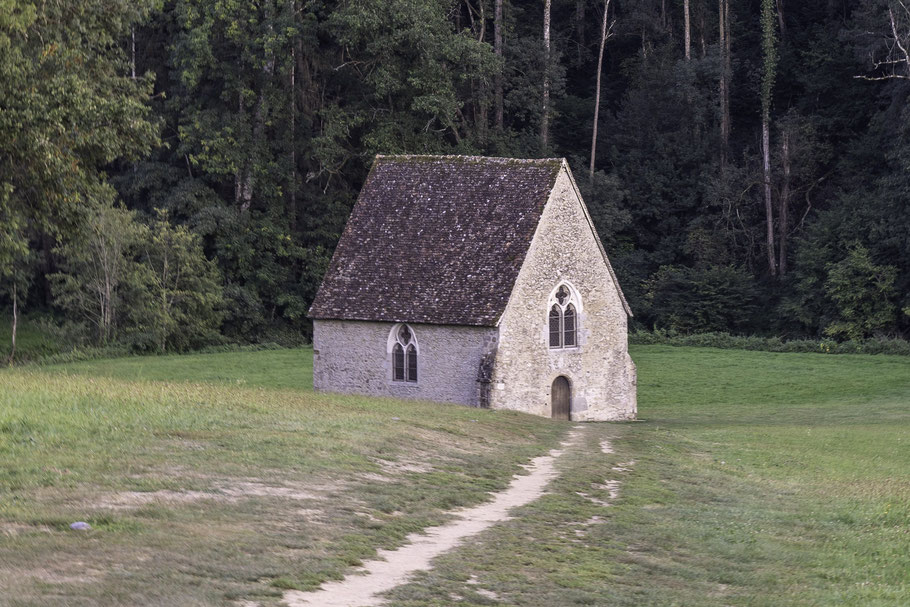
[
  {"xmin": 548, "ymin": 284, "xmax": 580, "ymax": 349},
  {"xmin": 391, "ymin": 324, "xmax": 418, "ymax": 382}
]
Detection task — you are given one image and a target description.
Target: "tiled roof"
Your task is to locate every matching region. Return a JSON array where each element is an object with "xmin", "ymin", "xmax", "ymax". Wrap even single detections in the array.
[{"xmin": 308, "ymin": 155, "xmax": 563, "ymax": 326}]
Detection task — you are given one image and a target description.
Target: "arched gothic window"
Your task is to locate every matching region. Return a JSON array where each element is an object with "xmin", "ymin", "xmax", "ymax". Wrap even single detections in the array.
[
  {"xmin": 548, "ymin": 284, "xmax": 580, "ymax": 349},
  {"xmin": 549, "ymin": 306, "xmax": 562, "ymax": 347},
  {"xmin": 407, "ymin": 345, "xmax": 417, "ymax": 382},
  {"xmin": 393, "ymin": 344, "xmax": 405, "ymax": 380},
  {"xmin": 391, "ymin": 324, "xmax": 418, "ymax": 382},
  {"xmin": 563, "ymin": 304, "xmax": 576, "ymax": 347}
]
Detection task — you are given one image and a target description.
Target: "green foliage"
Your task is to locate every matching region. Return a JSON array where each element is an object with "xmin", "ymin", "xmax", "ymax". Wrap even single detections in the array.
[
  {"xmin": 644, "ymin": 265, "xmax": 759, "ymax": 333},
  {"xmin": 0, "ymin": 0, "xmax": 159, "ymax": 243},
  {"xmin": 0, "ymin": 314, "xmax": 62, "ymax": 363},
  {"xmin": 760, "ymin": 0, "xmax": 779, "ymax": 120},
  {"xmin": 50, "ymin": 201, "xmax": 150, "ymax": 345},
  {"xmin": 0, "ymin": 183, "xmax": 27, "ymax": 276},
  {"xmin": 0, "ymin": 0, "xmax": 160, "ymax": 360},
  {"xmin": 573, "ymin": 164, "xmax": 631, "ymax": 248},
  {"xmin": 630, "ymin": 330, "xmax": 910, "ymax": 356},
  {"xmin": 823, "ymin": 244, "xmax": 898, "ymax": 340},
  {"xmin": 328, "ymin": 0, "xmax": 496, "ymax": 152},
  {"xmin": 138, "ymin": 210, "xmax": 224, "ymax": 352},
  {"xmin": 50, "ymin": 204, "xmax": 223, "ymax": 352},
  {"xmin": 5, "ymin": 0, "xmax": 910, "ymax": 347}
]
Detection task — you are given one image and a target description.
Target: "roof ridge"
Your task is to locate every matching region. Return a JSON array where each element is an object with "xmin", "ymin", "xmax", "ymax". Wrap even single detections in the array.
[{"xmin": 374, "ymin": 154, "xmax": 563, "ymax": 164}]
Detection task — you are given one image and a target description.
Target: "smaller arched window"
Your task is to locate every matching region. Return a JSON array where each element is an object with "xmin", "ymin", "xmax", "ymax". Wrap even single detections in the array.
[
  {"xmin": 547, "ymin": 284, "xmax": 581, "ymax": 350},
  {"xmin": 391, "ymin": 324, "xmax": 418, "ymax": 382},
  {"xmin": 407, "ymin": 345, "xmax": 417, "ymax": 382},
  {"xmin": 393, "ymin": 344, "xmax": 405, "ymax": 381},
  {"xmin": 549, "ymin": 306, "xmax": 562, "ymax": 348},
  {"xmin": 563, "ymin": 304, "xmax": 577, "ymax": 347}
]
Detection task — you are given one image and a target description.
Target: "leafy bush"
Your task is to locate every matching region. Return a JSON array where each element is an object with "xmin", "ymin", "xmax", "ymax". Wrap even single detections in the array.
[
  {"xmin": 50, "ymin": 205, "xmax": 224, "ymax": 353},
  {"xmin": 133, "ymin": 210, "xmax": 224, "ymax": 352},
  {"xmin": 630, "ymin": 330, "xmax": 910, "ymax": 356},
  {"xmin": 823, "ymin": 244, "xmax": 898, "ymax": 340},
  {"xmin": 49, "ymin": 204, "xmax": 150, "ymax": 346},
  {"xmin": 644, "ymin": 265, "xmax": 760, "ymax": 333}
]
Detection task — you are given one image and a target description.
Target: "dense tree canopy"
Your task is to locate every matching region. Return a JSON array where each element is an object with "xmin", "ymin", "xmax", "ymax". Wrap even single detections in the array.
[{"xmin": 2, "ymin": 0, "xmax": 910, "ymax": 355}]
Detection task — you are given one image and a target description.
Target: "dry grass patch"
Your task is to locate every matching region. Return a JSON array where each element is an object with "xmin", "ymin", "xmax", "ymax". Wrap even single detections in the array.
[{"xmin": 0, "ymin": 351, "xmax": 566, "ymax": 605}]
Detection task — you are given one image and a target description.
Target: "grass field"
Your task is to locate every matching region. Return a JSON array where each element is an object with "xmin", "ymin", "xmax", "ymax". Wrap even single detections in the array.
[{"xmin": 1, "ymin": 345, "xmax": 908, "ymax": 605}]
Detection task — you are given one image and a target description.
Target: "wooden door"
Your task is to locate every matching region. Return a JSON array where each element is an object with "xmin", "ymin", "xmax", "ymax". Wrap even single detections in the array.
[{"xmin": 551, "ymin": 376, "xmax": 571, "ymax": 420}]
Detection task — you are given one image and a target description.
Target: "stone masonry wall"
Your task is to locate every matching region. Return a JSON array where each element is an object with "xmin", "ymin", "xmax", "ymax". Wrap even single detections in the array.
[
  {"xmin": 312, "ymin": 319, "xmax": 498, "ymax": 406},
  {"xmin": 490, "ymin": 165, "xmax": 637, "ymax": 421}
]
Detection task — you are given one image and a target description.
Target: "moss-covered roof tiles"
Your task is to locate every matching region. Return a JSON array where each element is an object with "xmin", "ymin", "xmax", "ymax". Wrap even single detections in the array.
[{"xmin": 308, "ymin": 155, "xmax": 564, "ymax": 326}]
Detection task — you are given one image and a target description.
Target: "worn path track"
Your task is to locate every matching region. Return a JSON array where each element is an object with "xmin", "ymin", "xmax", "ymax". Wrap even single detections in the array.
[{"xmin": 283, "ymin": 426, "xmax": 589, "ymax": 607}]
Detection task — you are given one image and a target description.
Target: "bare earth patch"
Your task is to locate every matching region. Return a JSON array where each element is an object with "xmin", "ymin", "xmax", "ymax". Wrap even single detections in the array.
[
  {"xmin": 94, "ymin": 479, "xmax": 341, "ymax": 510},
  {"xmin": 465, "ymin": 575, "xmax": 501, "ymax": 600},
  {"xmin": 0, "ymin": 522, "xmax": 54, "ymax": 537},
  {"xmin": 1, "ymin": 564, "xmax": 103, "ymax": 587},
  {"xmin": 283, "ymin": 428, "xmax": 588, "ymax": 607},
  {"xmin": 375, "ymin": 458, "xmax": 433, "ymax": 475}
]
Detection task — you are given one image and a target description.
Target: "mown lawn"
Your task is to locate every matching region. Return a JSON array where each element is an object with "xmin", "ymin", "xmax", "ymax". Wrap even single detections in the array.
[
  {"xmin": 389, "ymin": 346, "xmax": 910, "ymax": 606},
  {"xmin": 1, "ymin": 345, "xmax": 909, "ymax": 606},
  {"xmin": 52, "ymin": 348, "xmax": 315, "ymax": 392}
]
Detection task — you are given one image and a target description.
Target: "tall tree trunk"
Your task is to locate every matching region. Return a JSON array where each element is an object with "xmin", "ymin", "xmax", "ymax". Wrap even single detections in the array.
[
  {"xmin": 476, "ymin": 0, "xmax": 488, "ymax": 144},
  {"xmin": 494, "ymin": 0, "xmax": 504, "ymax": 131},
  {"xmin": 776, "ymin": 0, "xmax": 786, "ymax": 39},
  {"xmin": 724, "ymin": 0, "xmax": 731, "ymax": 136},
  {"xmin": 779, "ymin": 127, "xmax": 790, "ymax": 275},
  {"xmin": 700, "ymin": 2, "xmax": 706, "ymax": 58},
  {"xmin": 477, "ymin": 86, "xmax": 489, "ymax": 144},
  {"xmin": 760, "ymin": 0, "xmax": 778, "ymax": 276},
  {"xmin": 240, "ymin": 4, "xmax": 277, "ymax": 215},
  {"xmin": 718, "ymin": 0, "xmax": 729, "ymax": 166},
  {"xmin": 40, "ymin": 233, "xmax": 54, "ymax": 306},
  {"xmin": 541, "ymin": 0, "xmax": 551, "ymax": 154},
  {"xmin": 762, "ymin": 119, "xmax": 776, "ymax": 276},
  {"xmin": 235, "ymin": 94, "xmax": 249, "ymax": 210},
  {"xmin": 8, "ymin": 285, "xmax": 17, "ymax": 365},
  {"xmin": 130, "ymin": 26, "xmax": 138, "ymax": 175},
  {"xmin": 289, "ymin": 10, "xmax": 298, "ymax": 234},
  {"xmin": 684, "ymin": 0, "xmax": 691, "ymax": 60},
  {"xmin": 590, "ymin": 0, "xmax": 612, "ymax": 181},
  {"xmin": 159, "ymin": 248, "xmax": 169, "ymax": 354},
  {"xmin": 575, "ymin": 0, "xmax": 585, "ymax": 64}
]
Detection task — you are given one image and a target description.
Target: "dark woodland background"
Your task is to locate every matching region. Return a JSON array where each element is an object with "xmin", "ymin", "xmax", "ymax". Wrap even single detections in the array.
[{"xmin": 2, "ymin": 0, "xmax": 910, "ymax": 356}]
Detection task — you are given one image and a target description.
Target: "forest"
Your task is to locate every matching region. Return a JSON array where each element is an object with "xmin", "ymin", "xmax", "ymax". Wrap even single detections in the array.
[{"xmin": 2, "ymin": 0, "xmax": 910, "ymax": 357}]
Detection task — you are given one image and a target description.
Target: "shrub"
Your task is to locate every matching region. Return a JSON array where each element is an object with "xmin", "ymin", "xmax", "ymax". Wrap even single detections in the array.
[
  {"xmin": 644, "ymin": 265, "xmax": 760, "ymax": 333},
  {"xmin": 50, "ymin": 205, "xmax": 224, "ymax": 353},
  {"xmin": 823, "ymin": 244, "xmax": 898, "ymax": 340},
  {"xmin": 630, "ymin": 330, "xmax": 910, "ymax": 356}
]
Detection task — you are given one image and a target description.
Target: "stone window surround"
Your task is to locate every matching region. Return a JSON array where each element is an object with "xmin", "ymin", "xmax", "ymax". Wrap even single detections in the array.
[
  {"xmin": 546, "ymin": 281, "xmax": 583, "ymax": 350},
  {"xmin": 387, "ymin": 323, "xmax": 420, "ymax": 385}
]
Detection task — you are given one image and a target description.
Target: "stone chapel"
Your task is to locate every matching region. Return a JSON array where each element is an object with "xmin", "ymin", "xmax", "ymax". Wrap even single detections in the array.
[{"xmin": 308, "ymin": 155, "xmax": 636, "ymax": 421}]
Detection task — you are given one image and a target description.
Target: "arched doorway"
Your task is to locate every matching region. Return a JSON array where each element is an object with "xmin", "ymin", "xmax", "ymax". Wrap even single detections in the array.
[{"xmin": 551, "ymin": 376, "xmax": 571, "ymax": 420}]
